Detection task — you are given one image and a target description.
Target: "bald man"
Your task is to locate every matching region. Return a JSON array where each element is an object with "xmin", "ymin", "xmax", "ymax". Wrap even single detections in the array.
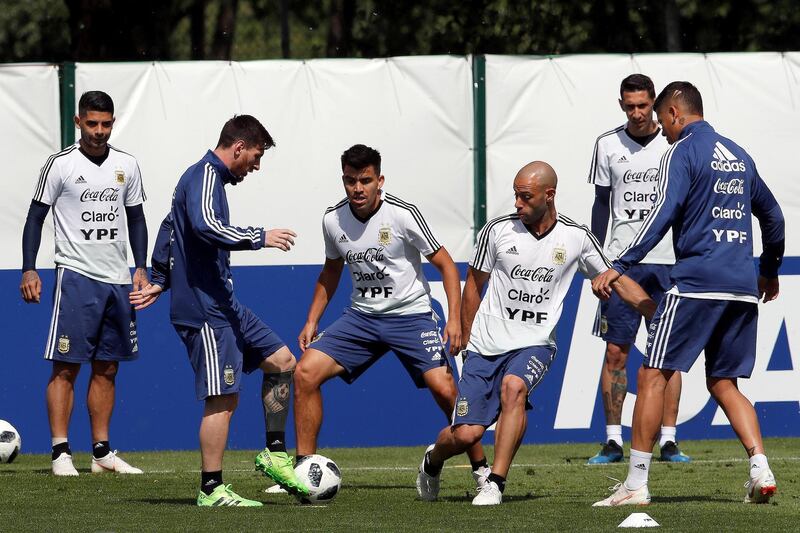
[
  {"xmin": 592, "ymin": 82, "xmax": 784, "ymax": 507},
  {"xmin": 417, "ymin": 161, "xmax": 657, "ymax": 506}
]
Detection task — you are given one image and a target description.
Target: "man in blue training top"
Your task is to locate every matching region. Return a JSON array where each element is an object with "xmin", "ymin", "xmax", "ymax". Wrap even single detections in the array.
[
  {"xmin": 130, "ymin": 115, "xmax": 309, "ymax": 506},
  {"xmin": 591, "ymin": 81, "xmax": 784, "ymax": 507}
]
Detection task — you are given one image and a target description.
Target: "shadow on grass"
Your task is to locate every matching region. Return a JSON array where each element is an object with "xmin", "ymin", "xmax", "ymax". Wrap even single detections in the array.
[
  {"xmin": 651, "ymin": 496, "xmax": 733, "ymax": 504},
  {"xmin": 438, "ymin": 493, "xmax": 542, "ymax": 503},
  {"xmin": 134, "ymin": 498, "xmax": 288, "ymax": 507}
]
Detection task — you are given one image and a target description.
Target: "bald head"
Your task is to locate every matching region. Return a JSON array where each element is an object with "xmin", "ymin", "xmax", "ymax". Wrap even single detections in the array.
[{"xmin": 514, "ymin": 161, "xmax": 558, "ymax": 190}]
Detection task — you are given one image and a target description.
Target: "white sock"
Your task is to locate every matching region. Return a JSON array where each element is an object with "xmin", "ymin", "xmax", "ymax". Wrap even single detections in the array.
[
  {"xmin": 606, "ymin": 425, "xmax": 623, "ymax": 447},
  {"xmin": 659, "ymin": 426, "xmax": 677, "ymax": 447},
  {"xmin": 52, "ymin": 437, "xmax": 68, "ymax": 447},
  {"xmin": 749, "ymin": 453, "xmax": 770, "ymax": 479},
  {"xmin": 625, "ymin": 449, "xmax": 652, "ymax": 490}
]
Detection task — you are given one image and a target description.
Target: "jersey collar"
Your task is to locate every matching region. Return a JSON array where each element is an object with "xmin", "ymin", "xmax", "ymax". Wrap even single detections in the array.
[
  {"xmin": 680, "ymin": 120, "xmax": 712, "ymax": 140},
  {"xmin": 203, "ymin": 150, "xmax": 237, "ymax": 184}
]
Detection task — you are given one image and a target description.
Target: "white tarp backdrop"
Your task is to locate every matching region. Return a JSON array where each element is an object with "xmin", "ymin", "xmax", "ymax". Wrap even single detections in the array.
[
  {"xmin": 1, "ymin": 64, "xmax": 60, "ymax": 270},
  {"xmin": 73, "ymin": 58, "xmax": 475, "ymax": 265}
]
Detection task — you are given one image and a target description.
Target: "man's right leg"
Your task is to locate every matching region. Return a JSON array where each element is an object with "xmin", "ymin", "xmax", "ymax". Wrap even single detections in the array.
[
  {"xmin": 589, "ymin": 342, "xmax": 628, "ymax": 464},
  {"xmin": 293, "ymin": 348, "xmax": 346, "ymax": 457},
  {"xmin": 47, "ymin": 361, "xmax": 80, "ymax": 476}
]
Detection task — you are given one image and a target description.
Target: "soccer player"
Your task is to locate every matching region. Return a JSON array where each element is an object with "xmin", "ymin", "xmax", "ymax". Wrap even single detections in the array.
[
  {"xmin": 417, "ymin": 161, "xmax": 656, "ymax": 506},
  {"xmin": 129, "ymin": 115, "xmax": 309, "ymax": 507},
  {"xmin": 293, "ymin": 144, "xmax": 490, "ymax": 489},
  {"xmin": 592, "ymin": 82, "xmax": 784, "ymax": 507},
  {"xmin": 20, "ymin": 91, "xmax": 146, "ymax": 476},
  {"xmin": 587, "ymin": 74, "xmax": 690, "ymax": 464}
]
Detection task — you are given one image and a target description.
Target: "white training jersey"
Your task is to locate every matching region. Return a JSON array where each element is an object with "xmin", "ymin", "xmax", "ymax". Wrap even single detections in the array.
[
  {"xmin": 588, "ymin": 125, "xmax": 674, "ymax": 264},
  {"xmin": 467, "ymin": 213, "xmax": 611, "ymax": 355},
  {"xmin": 32, "ymin": 143, "xmax": 146, "ymax": 284},
  {"xmin": 323, "ymin": 191, "xmax": 441, "ymax": 315}
]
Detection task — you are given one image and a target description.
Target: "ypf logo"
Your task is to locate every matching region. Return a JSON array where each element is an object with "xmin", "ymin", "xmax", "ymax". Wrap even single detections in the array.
[{"xmin": 711, "ymin": 141, "xmax": 746, "ymax": 172}]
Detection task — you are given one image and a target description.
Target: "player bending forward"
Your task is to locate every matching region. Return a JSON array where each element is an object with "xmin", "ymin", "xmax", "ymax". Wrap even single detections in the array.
[
  {"xmin": 294, "ymin": 144, "xmax": 490, "ymax": 490},
  {"xmin": 417, "ymin": 161, "xmax": 655, "ymax": 506},
  {"xmin": 131, "ymin": 115, "xmax": 308, "ymax": 507}
]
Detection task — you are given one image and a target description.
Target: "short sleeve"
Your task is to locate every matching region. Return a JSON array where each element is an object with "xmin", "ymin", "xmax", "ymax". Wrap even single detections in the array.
[
  {"xmin": 33, "ymin": 156, "xmax": 64, "ymax": 205},
  {"xmin": 125, "ymin": 161, "xmax": 146, "ymax": 206},
  {"xmin": 578, "ymin": 231, "xmax": 612, "ymax": 279},
  {"xmin": 469, "ymin": 221, "xmax": 498, "ymax": 273},
  {"xmin": 322, "ymin": 214, "xmax": 342, "ymax": 259},
  {"xmin": 588, "ymin": 136, "xmax": 611, "ymax": 186}
]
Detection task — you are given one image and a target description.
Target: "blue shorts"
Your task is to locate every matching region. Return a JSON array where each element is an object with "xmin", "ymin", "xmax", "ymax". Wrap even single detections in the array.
[
  {"xmin": 453, "ymin": 346, "xmax": 557, "ymax": 427},
  {"xmin": 645, "ymin": 294, "xmax": 757, "ymax": 378},
  {"xmin": 593, "ymin": 263, "xmax": 671, "ymax": 345},
  {"xmin": 175, "ymin": 307, "xmax": 286, "ymax": 400},
  {"xmin": 308, "ymin": 307, "xmax": 447, "ymax": 388},
  {"xmin": 44, "ymin": 267, "xmax": 138, "ymax": 363}
]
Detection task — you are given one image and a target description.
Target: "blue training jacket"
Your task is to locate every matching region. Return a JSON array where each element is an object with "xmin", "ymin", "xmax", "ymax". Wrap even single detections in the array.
[
  {"xmin": 151, "ymin": 150, "xmax": 265, "ymax": 328},
  {"xmin": 613, "ymin": 121, "xmax": 785, "ymax": 297}
]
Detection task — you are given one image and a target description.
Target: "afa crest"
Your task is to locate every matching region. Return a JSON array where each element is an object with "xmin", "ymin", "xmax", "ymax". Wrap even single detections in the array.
[
  {"xmin": 600, "ymin": 316, "xmax": 608, "ymax": 335},
  {"xmin": 456, "ymin": 399, "xmax": 469, "ymax": 417},
  {"xmin": 552, "ymin": 246, "xmax": 567, "ymax": 265},
  {"xmin": 115, "ymin": 170, "xmax": 125, "ymax": 184},
  {"xmin": 378, "ymin": 225, "xmax": 392, "ymax": 246},
  {"xmin": 224, "ymin": 365, "xmax": 235, "ymax": 386},
  {"xmin": 57, "ymin": 335, "xmax": 70, "ymax": 354}
]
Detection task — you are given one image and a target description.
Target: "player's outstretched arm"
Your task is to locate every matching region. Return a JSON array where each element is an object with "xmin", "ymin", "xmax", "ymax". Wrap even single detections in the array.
[
  {"xmin": 611, "ymin": 274, "xmax": 657, "ymax": 320},
  {"xmin": 426, "ymin": 246, "xmax": 462, "ymax": 354},
  {"xmin": 298, "ymin": 257, "xmax": 345, "ymax": 351},
  {"xmin": 460, "ymin": 267, "xmax": 490, "ymax": 348},
  {"xmin": 264, "ymin": 228, "xmax": 297, "ymax": 251}
]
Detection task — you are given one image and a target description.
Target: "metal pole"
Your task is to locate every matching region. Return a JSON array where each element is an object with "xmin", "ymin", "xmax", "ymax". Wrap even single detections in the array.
[
  {"xmin": 59, "ymin": 62, "xmax": 76, "ymax": 149},
  {"xmin": 472, "ymin": 54, "xmax": 487, "ymax": 240}
]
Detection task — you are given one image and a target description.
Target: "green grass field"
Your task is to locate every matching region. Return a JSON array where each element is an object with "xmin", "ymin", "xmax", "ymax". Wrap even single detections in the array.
[{"xmin": 1, "ymin": 438, "xmax": 797, "ymax": 532}]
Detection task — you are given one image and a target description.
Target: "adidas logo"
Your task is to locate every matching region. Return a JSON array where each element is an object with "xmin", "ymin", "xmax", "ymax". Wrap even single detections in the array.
[
  {"xmin": 634, "ymin": 463, "xmax": 647, "ymax": 471},
  {"xmin": 75, "ymin": 176, "xmax": 86, "ymax": 184},
  {"xmin": 431, "ymin": 352, "xmax": 442, "ymax": 361},
  {"xmin": 617, "ymin": 155, "xmax": 629, "ymax": 163},
  {"xmin": 338, "ymin": 234, "xmax": 348, "ymax": 243},
  {"xmin": 505, "ymin": 246, "xmax": 519, "ymax": 255},
  {"xmin": 525, "ymin": 374, "xmax": 534, "ymax": 383},
  {"xmin": 711, "ymin": 141, "xmax": 746, "ymax": 172}
]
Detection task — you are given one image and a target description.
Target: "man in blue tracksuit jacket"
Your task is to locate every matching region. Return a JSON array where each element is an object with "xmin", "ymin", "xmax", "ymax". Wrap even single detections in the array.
[
  {"xmin": 591, "ymin": 82, "xmax": 785, "ymax": 507},
  {"xmin": 130, "ymin": 115, "xmax": 309, "ymax": 506}
]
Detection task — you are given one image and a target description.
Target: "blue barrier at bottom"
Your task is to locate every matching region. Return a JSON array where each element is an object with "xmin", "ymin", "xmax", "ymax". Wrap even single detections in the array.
[{"xmin": 1, "ymin": 261, "xmax": 798, "ymax": 454}]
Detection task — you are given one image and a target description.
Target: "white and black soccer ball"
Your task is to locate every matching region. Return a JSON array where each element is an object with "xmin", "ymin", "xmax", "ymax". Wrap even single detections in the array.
[
  {"xmin": 0, "ymin": 420, "xmax": 21, "ymax": 463},
  {"xmin": 294, "ymin": 454, "xmax": 341, "ymax": 504}
]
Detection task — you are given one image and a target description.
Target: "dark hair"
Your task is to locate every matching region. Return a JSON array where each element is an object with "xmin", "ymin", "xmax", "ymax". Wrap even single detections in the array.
[
  {"xmin": 620, "ymin": 74, "xmax": 655, "ymax": 99},
  {"xmin": 654, "ymin": 81, "xmax": 704, "ymax": 115},
  {"xmin": 216, "ymin": 115, "xmax": 275, "ymax": 150},
  {"xmin": 341, "ymin": 144, "xmax": 381, "ymax": 175},
  {"xmin": 78, "ymin": 91, "xmax": 114, "ymax": 116}
]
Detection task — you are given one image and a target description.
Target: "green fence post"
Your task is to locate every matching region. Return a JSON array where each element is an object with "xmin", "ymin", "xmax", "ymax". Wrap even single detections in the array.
[
  {"xmin": 472, "ymin": 54, "xmax": 487, "ymax": 240},
  {"xmin": 59, "ymin": 62, "xmax": 76, "ymax": 149}
]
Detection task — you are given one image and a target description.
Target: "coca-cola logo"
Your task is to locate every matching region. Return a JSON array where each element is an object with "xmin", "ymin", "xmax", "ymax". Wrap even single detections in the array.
[
  {"xmin": 345, "ymin": 247, "xmax": 385, "ymax": 264},
  {"xmin": 510, "ymin": 265, "xmax": 554, "ymax": 282},
  {"xmin": 622, "ymin": 168, "xmax": 659, "ymax": 183},
  {"xmin": 713, "ymin": 178, "xmax": 744, "ymax": 195},
  {"xmin": 80, "ymin": 187, "xmax": 120, "ymax": 202}
]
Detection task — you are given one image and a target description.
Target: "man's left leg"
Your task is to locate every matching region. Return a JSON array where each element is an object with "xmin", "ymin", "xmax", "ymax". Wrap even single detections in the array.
[
  {"xmin": 473, "ymin": 374, "xmax": 529, "ymax": 506},
  {"xmin": 254, "ymin": 345, "xmax": 309, "ymax": 496},
  {"xmin": 88, "ymin": 360, "xmax": 141, "ymax": 474},
  {"xmin": 659, "ymin": 371, "xmax": 691, "ymax": 462},
  {"xmin": 422, "ymin": 366, "xmax": 490, "ymax": 489}
]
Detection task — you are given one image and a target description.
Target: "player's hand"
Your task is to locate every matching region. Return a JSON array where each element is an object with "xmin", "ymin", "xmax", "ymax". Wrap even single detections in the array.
[
  {"xmin": 129, "ymin": 283, "xmax": 163, "ymax": 310},
  {"xmin": 758, "ymin": 275, "xmax": 779, "ymax": 303},
  {"xmin": 298, "ymin": 321, "xmax": 318, "ymax": 352},
  {"xmin": 20, "ymin": 270, "xmax": 41, "ymax": 303},
  {"xmin": 265, "ymin": 228, "xmax": 297, "ymax": 251},
  {"xmin": 442, "ymin": 319, "xmax": 462, "ymax": 355},
  {"xmin": 592, "ymin": 268, "xmax": 621, "ymax": 300},
  {"xmin": 132, "ymin": 267, "xmax": 149, "ymax": 292}
]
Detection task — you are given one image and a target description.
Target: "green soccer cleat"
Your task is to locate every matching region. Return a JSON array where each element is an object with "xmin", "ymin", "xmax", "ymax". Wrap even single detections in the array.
[
  {"xmin": 197, "ymin": 484, "xmax": 263, "ymax": 507},
  {"xmin": 255, "ymin": 449, "xmax": 310, "ymax": 497}
]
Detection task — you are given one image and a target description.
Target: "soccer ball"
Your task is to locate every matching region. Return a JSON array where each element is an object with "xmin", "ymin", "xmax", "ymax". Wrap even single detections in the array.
[
  {"xmin": 0, "ymin": 420, "xmax": 21, "ymax": 463},
  {"xmin": 294, "ymin": 454, "xmax": 341, "ymax": 504}
]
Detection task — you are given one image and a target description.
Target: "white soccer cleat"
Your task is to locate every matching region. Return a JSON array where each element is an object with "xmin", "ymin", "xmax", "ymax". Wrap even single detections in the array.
[
  {"xmin": 593, "ymin": 480, "xmax": 650, "ymax": 507},
  {"xmin": 744, "ymin": 468, "xmax": 777, "ymax": 504},
  {"xmin": 472, "ymin": 465, "xmax": 491, "ymax": 493},
  {"xmin": 416, "ymin": 444, "xmax": 440, "ymax": 502},
  {"xmin": 472, "ymin": 480, "xmax": 502, "ymax": 506},
  {"xmin": 52, "ymin": 452, "xmax": 79, "ymax": 476},
  {"xmin": 91, "ymin": 450, "xmax": 143, "ymax": 474},
  {"xmin": 264, "ymin": 484, "xmax": 288, "ymax": 494}
]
